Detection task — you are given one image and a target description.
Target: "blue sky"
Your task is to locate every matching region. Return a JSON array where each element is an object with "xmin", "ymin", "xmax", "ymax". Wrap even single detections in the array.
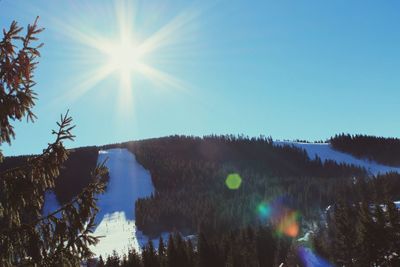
[{"xmin": 1, "ymin": 0, "xmax": 400, "ymax": 156}]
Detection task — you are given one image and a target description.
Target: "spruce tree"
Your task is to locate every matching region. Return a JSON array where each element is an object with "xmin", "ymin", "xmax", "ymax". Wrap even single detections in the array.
[
  {"xmin": 98, "ymin": 256, "xmax": 106, "ymax": 267},
  {"xmin": 356, "ymin": 202, "xmax": 376, "ymax": 266},
  {"xmin": 166, "ymin": 234, "xmax": 177, "ymax": 267},
  {"xmin": 143, "ymin": 240, "xmax": 159, "ymax": 267},
  {"xmin": 126, "ymin": 249, "xmax": 142, "ymax": 267},
  {"xmin": 186, "ymin": 239, "xmax": 196, "ymax": 267},
  {"xmin": 0, "ymin": 18, "xmax": 108, "ymax": 266},
  {"xmin": 256, "ymin": 225, "xmax": 276, "ymax": 267},
  {"xmin": 386, "ymin": 201, "xmax": 400, "ymax": 255},
  {"xmin": 174, "ymin": 234, "xmax": 189, "ymax": 267},
  {"xmin": 157, "ymin": 236, "xmax": 166, "ymax": 267},
  {"xmin": 329, "ymin": 200, "xmax": 358, "ymax": 266}
]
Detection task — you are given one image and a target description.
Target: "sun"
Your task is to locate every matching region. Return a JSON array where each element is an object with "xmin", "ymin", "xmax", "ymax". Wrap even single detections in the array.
[
  {"xmin": 106, "ymin": 41, "xmax": 141, "ymax": 74},
  {"xmin": 99, "ymin": 36, "xmax": 144, "ymax": 97},
  {"xmin": 53, "ymin": 0, "xmax": 200, "ymax": 110}
]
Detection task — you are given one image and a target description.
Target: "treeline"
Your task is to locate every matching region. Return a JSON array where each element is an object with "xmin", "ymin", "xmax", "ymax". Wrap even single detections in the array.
[
  {"xmin": 54, "ymin": 146, "xmax": 100, "ymax": 203},
  {"xmin": 313, "ymin": 192, "xmax": 400, "ymax": 265},
  {"xmin": 96, "ymin": 174, "xmax": 400, "ymax": 267},
  {"xmin": 0, "ymin": 146, "xmax": 100, "ymax": 204},
  {"xmin": 95, "ymin": 225, "xmax": 295, "ymax": 267},
  {"xmin": 330, "ymin": 133, "xmax": 400, "ymax": 166},
  {"xmin": 107, "ymin": 135, "xmax": 367, "ymax": 237},
  {"xmin": 96, "ymin": 187, "xmax": 400, "ymax": 267}
]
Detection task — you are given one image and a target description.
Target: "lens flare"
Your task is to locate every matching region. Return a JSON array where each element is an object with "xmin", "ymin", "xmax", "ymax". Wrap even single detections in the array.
[
  {"xmin": 277, "ymin": 211, "xmax": 300, "ymax": 238},
  {"xmin": 257, "ymin": 202, "xmax": 271, "ymax": 220},
  {"xmin": 256, "ymin": 198, "xmax": 301, "ymax": 238},
  {"xmin": 298, "ymin": 246, "xmax": 333, "ymax": 267},
  {"xmin": 225, "ymin": 173, "xmax": 242, "ymax": 190}
]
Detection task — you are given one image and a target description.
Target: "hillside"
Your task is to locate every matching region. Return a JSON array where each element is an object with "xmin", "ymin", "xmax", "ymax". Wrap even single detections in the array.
[
  {"xmin": 112, "ymin": 135, "xmax": 368, "ymax": 237},
  {"xmin": 275, "ymin": 141, "xmax": 400, "ymax": 175},
  {"xmin": 330, "ymin": 134, "xmax": 400, "ymax": 167},
  {"xmin": 3, "ymin": 134, "xmax": 400, "ymax": 259}
]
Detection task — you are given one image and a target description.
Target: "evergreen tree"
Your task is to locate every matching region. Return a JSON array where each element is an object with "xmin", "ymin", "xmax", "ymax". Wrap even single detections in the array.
[
  {"xmin": 120, "ymin": 255, "xmax": 129, "ymax": 267},
  {"xmin": 126, "ymin": 248, "xmax": 142, "ymax": 267},
  {"xmin": 356, "ymin": 202, "xmax": 377, "ymax": 266},
  {"xmin": 197, "ymin": 232, "xmax": 211, "ymax": 267},
  {"xmin": 105, "ymin": 250, "xmax": 120, "ymax": 267},
  {"xmin": 329, "ymin": 200, "xmax": 358, "ymax": 266},
  {"xmin": 186, "ymin": 239, "xmax": 196, "ymax": 267},
  {"xmin": 0, "ymin": 18, "xmax": 108, "ymax": 266},
  {"xmin": 158, "ymin": 236, "xmax": 166, "ymax": 267},
  {"xmin": 143, "ymin": 240, "xmax": 159, "ymax": 267},
  {"xmin": 174, "ymin": 234, "xmax": 189, "ymax": 267},
  {"xmin": 98, "ymin": 256, "xmax": 106, "ymax": 267},
  {"xmin": 166, "ymin": 234, "xmax": 177, "ymax": 267},
  {"xmin": 386, "ymin": 201, "xmax": 400, "ymax": 254},
  {"xmin": 256, "ymin": 225, "xmax": 276, "ymax": 267}
]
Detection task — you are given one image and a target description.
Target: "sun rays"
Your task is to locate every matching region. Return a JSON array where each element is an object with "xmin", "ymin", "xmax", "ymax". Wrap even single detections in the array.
[{"xmin": 48, "ymin": 1, "xmax": 203, "ymax": 113}]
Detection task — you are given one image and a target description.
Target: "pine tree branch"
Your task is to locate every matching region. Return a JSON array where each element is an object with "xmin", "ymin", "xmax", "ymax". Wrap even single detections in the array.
[{"xmin": 0, "ymin": 110, "xmax": 75, "ymax": 177}]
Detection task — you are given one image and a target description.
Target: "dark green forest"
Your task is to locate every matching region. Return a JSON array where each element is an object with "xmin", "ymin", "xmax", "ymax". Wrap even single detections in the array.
[
  {"xmin": 96, "ymin": 226, "xmax": 294, "ymax": 267},
  {"xmin": 109, "ymin": 135, "xmax": 366, "ymax": 237},
  {"xmin": 94, "ymin": 184, "xmax": 400, "ymax": 267},
  {"xmin": 331, "ymin": 134, "xmax": 400, "ymax": 166}
]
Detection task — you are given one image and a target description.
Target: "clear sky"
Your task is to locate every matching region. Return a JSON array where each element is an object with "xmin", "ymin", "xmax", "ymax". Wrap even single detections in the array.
[{"xmin": 1, "ymin": 0, "xmax": 400, "ymax": 156}]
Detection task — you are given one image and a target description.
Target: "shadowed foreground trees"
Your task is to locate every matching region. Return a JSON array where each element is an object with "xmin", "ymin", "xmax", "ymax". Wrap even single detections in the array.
[
  {"xmin": 98, "ymin": 183, "xmax": 400, "ymax": 267},
  {"xmin": 100, "ymin": 227, "xmax": 292, "ymax": 267},
  {"xmin": 0, "ymin": 18, "xmax": 108, "ymax": 266},
  {"xmin": 313, "ymin": 198, "xmax": 400, "ymax": 266}
]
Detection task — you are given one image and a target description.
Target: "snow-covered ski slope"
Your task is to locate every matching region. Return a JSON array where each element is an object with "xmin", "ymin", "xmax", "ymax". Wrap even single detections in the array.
[
  {"xmin": 90, "ymin": 148, "xmax": 167, "ymax": 257},
  {"xmin": 274, "ymin": 141, "xmax": 400, "ymax": 176},
  {"xmin": 42, "ymin": 148, "xmax": 166, "ymax": 257}
]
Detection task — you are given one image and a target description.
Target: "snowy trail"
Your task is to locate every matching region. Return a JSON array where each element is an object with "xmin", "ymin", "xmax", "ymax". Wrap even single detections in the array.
[
  {"xmin": 274, "ymin": 141, "xmax": 400, "ymax": 175},
  {"xmin": 91, "ymin": 148, "xmax": 167, "ymax": 257},
  {"xmin": 95, "ymin": 148, "xmax": 154, "ymax": 223},
  {"xmin": 43, "ymin": 148, "xmax": 167, "ymax": 257}
]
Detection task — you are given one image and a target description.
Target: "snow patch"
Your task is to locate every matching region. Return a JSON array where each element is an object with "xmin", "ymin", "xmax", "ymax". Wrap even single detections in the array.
[
  {"xmin": 42, "ymin": 191, "xmax": 60, "ymax": 217},
  {"xmin": 91, "ymin": 148, "xmax": 167, "ymax": 257},
  {"xmin": 274, "ymin": 141, "xmax": 400, "ymax": 175}
]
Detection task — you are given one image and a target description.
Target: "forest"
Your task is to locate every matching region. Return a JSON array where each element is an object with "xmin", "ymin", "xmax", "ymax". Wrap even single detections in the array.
[
  {"xmin": 106, "ymin": 135, "xmax": 367, "ymax": 237},
  {"xmin": 0, "ymin": 146, "xmax": 100, "ymax": 204},
  {"xmin": 94, "ymin": 179, "xmax": 400, "ymax": 266},
  {"xmin": 330, "ymin": 134, "xmax": 400, "ymax": 166},
  {"xmin": 3, "ymin": 135, "xmax": 400, "ymax": 265},
  {"xmin": 95, "ymin": 226, "xmax": 293, "ymax": 267}
]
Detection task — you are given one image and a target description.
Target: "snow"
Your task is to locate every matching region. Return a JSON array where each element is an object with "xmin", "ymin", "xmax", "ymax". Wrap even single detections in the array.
[
  {"xmin": 41, "ymin": 148, "xmax": 169, "ymax": 257},
  {"xmin": 297, "ymin": 231, "xmax": 313, "ymax": 242},
  {"xmin": 274, "ymin": 141, "xmax": 400, "ymax": 175},
  {"xmin": 90, "ymin": 148, "xmax": 168, "ymax": 257},
  {"xmin": 42, "ymin": 191, "xmax": 61, "ymax": 217}
]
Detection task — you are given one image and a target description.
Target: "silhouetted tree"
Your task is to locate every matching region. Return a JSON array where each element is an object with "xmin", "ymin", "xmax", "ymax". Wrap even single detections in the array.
[{"xmin": 0, "ymin": 18, "xmax": 108, "ymax": 266}]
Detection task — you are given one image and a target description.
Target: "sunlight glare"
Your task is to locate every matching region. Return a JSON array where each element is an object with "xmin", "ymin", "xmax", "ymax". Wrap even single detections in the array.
[
  {"xmin": 106, "ymin": 41, "xmax": 140, "ymax": 74},
  {"xmin": 50, "ymin": 0, "xmax": 203, "ymax": 110}
]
